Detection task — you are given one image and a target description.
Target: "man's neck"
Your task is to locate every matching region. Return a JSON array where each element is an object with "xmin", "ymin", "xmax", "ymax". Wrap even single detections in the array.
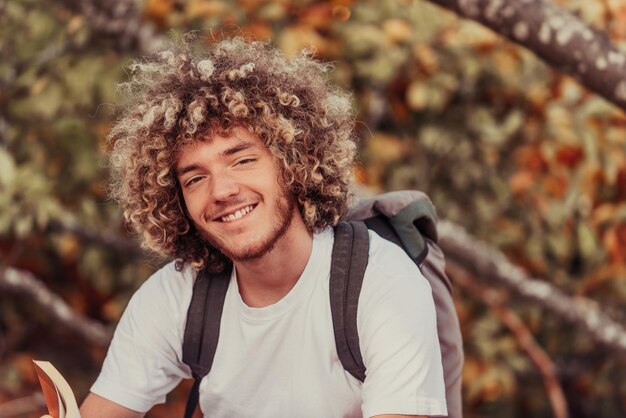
[{"xmin": 233, "ymin": 214, "xmax": 314, "ymax": 308}]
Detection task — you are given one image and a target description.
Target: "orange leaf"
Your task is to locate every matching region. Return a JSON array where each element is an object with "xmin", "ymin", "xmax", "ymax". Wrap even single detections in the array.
[
  {"xmin": 509, "ymin": 170, "xmax": 536, "ymax": 196},
  {"xmin": 611, "ymin": 2, "xmax": 626, "ymax": 39},
  {"xmin": 581, "ymin": 166, "xmax": 607, "ymax": 205},
  {"xmin": 616, "ymin": 166, "xmax": 626, "ymax": 201},
  {"xmin": 412, "ymin": 43, "xmax": 439, "ymax": 74},
  {"xmin": 242, "ymin": 21, "xmax": 274, "ymax": 40},
  {"xmin": 353, "ymin": 165, "xmax": 368, "ymax": 185},
  {"xmin": 603, "ymin": 223, "xmax": 626, "ymax": 263},
  {"xmin": 278, "ymin": 25, "xmax": 330, "ymax": 57},
  {"xmin": 331, "ymin": 5, "xmax": 351, "ymax": 21},
  {"xmin": 186, "ymin": 1, "xmax": 227, "ymax": 19},
  {"xmin": 590, "ymin": 202, "xmax": 618, "ymax": 229},
  {"xmin": 514, "ymin": 145, "xmax": 548, "ymax": 173},
  {"xmin": 299, "ymin": 3, "xmax": 333, "ymax": 28},
  {"xmin": 383, "ymin": 19, "xmax": 413, "ymax": 44},
  {"xmin": 57, "ymin": 233, "xmax": 81, "ymax": 263},
  {"xmin": 143, "ymin": 0, "xmax": 173, "ymax": 28},
  {"xmin": 555, "ymin": 144, "xmax": 584, "ymax": 168},
  {"xmin": 542, "ymin": 174, "xmax": 568, "ymax": 198}
]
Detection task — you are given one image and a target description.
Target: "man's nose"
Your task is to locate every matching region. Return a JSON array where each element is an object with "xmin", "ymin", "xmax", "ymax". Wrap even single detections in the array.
[{"xmin": 211, "ymin": 173, "xmax": 240, "ymax": 201}]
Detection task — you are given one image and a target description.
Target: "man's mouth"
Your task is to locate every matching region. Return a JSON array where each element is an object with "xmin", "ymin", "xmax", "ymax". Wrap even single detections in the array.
[{"xmin": 218, "ymin": 204, "xmax": 256, "ymax": 223}]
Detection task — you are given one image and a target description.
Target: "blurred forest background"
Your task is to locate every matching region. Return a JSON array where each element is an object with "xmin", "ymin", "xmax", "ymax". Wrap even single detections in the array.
[{"xmin": 2, "ymin": 0, "xmax": 626, "ymax": 417}]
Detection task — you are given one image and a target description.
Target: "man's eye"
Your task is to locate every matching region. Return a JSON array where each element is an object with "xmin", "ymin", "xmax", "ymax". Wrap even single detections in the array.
[
  {"xmin": 185, "ymin": 176, "xmax": 202, "ymax": 187},
  {"xmin": 237, "ymin": 158, "xmax": 256, "ymax": 166}
]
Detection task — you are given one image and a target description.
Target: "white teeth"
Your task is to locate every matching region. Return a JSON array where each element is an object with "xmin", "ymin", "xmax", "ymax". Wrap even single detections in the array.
[{"xmin": 220, "ymin": 205, "xmax": 254, "ymax": 222}]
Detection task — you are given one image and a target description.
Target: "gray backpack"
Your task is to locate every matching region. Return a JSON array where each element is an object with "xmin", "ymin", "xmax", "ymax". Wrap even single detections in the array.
[{"xmin": 182, "ymin": 190, "xmax": 463, "ymax": 417}]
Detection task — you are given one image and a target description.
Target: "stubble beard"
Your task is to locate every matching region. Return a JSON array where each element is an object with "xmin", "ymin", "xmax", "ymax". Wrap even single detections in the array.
[{"xmin": 199, "ymin": 194, "xmax": 297, "ymax": 263}]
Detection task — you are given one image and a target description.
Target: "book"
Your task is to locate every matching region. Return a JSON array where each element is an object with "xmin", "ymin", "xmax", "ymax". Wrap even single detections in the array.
[{"xmin": 32, "ymin": 360, "xmax": 80, "ymax": 418}]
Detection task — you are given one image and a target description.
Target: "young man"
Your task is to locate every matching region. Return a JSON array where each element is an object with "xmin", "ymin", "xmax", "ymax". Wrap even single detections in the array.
[{"xmin": 76, "ymin": 37, "xmax": 447, "ymax": 417}]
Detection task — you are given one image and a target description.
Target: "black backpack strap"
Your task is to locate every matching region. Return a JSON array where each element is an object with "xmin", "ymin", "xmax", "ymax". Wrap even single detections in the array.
[
  {"xmin": 182, "ymin": 265, "xmax": 231, "ymax": 418},
  {"xmin": 330, "ymin": 221, "xmax": 370, "ymax": 382},
  {"xmin": 184, "ymin": 378, "xmax": 202, "ymax": 418}
]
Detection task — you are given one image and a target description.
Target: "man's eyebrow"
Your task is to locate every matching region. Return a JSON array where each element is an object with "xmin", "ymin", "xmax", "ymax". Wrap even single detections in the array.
[
  {"xmin": 176, "ymin": 140, "xmax": 259, "ymax": 177},
  {"xmin": 176, "ymin": 163, "xmax": 201, "ymax": 178},
  {"xmin": 220, "ymin": 140, "xmax": 257, "ymax": 158}
]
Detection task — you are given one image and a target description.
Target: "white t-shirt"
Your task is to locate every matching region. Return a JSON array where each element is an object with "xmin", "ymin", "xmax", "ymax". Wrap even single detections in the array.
[{"xmin": 91, "ymin": 228, "xmax": 447, "ymax": 417}]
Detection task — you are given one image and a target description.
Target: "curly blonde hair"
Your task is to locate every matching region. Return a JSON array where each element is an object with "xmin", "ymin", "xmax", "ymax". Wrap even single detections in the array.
[{"xmin": 108, "ymin": 36, "xmax": 357, "ymax": 271}]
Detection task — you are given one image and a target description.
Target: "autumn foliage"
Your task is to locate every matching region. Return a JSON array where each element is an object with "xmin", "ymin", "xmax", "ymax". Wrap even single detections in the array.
[{"xmin": 2, "ymin": 0, "xmax": 626, "ymax": 417}]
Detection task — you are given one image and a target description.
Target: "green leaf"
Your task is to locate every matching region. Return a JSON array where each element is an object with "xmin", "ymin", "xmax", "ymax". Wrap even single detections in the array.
[{"xmin": 0, "ymin": 148, "xmax": 17, "ymax": 186}]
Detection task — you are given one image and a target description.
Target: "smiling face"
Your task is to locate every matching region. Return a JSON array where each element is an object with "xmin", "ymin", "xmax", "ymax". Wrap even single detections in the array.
[{"xmin": 176, "ymin": 126, "xmax": 302, "ymax": 263}]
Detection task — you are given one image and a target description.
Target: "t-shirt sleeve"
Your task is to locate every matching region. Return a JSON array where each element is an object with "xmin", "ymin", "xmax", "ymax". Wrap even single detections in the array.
[
  {"xmin": 358, "ymin": 237, "xmax": 448, "ymax": 418},
  {"xmin": 90, "ymin": 262, "xmax": 195, "ymax": 413}
]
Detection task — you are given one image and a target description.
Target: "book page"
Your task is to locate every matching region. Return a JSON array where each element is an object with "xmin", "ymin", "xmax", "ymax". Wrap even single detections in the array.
[{"xmin": 33, "ymin": 360, "xmax": 80, "ymax": 418}]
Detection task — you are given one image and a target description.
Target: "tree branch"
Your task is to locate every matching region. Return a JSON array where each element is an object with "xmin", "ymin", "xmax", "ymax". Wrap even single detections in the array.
[
  {"xmin": 47, "ymin": 219, "xmax": 150, "ymax": 259},
  {"xmin": 0, "ymin": 265, "xmax": 112, "ymax": 348},
  {"xmin": 438, "ymin": 220, "xmax": 626, "ymax": 356},
  {"xmin": 426, "ymin": 0, "xmax": 626, "ymax": 111},
  {"xmin": 447, "ymin": 261, "xmax": 569, "ymax": 418}
]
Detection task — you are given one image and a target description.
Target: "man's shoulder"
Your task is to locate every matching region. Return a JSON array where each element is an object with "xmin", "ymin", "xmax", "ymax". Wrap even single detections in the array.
[
  {"xmin": 128, "ymin": 260, "xmax": 196, "ymax": 307},
  {"xmin": 366, "ymin": 230, "xmax": 420, "ymax": 276}
]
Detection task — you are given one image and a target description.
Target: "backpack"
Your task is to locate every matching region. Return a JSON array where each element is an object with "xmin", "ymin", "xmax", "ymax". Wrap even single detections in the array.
[{"xmin": 182, "ymin": 190, "xmax": 464, "ymax": 418}]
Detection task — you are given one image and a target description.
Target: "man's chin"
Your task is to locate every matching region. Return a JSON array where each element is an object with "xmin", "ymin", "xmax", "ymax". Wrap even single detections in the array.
[
  {"xmin": 218, "ymin": 241, "xmax": 276, "ymax": 263},
  {"xmin": 197, "ymin": 229, "xmax": 268, "ymax": 260}
]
